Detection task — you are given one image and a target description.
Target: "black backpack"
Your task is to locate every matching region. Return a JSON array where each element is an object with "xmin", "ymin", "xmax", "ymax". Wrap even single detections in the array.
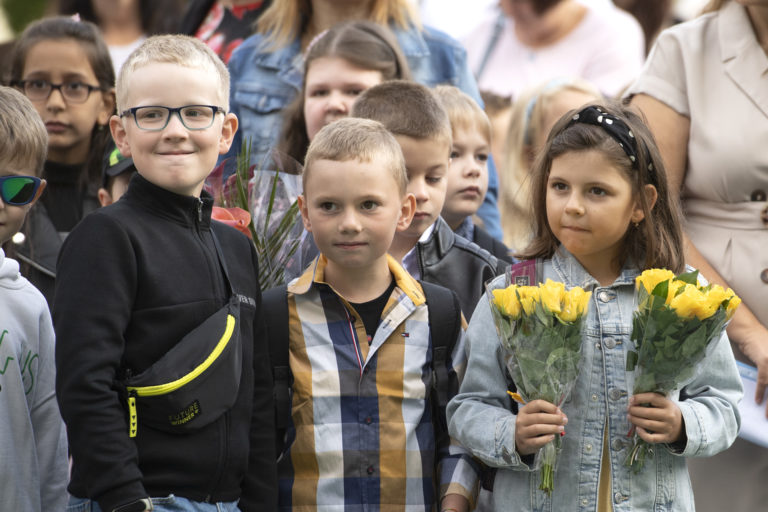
[{"xmin": 262, "ymin": 281, "xmax": 462, "ymax": 457}]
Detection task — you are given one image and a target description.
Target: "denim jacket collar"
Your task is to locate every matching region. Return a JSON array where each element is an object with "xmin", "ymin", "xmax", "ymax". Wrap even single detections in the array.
[{"xmin": 550, "ymin": 246, "xmax": 640, "ymax": 290}]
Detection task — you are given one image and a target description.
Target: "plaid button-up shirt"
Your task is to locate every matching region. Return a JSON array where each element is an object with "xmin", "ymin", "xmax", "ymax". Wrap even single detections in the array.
[{"xmin": 278, "ymin": 255, "xmax": 478, "ymax": 511}]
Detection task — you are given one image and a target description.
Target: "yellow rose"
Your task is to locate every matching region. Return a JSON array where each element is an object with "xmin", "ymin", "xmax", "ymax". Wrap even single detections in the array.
[
  {"xmin": 636, "ymin": 268, "xmax": 676, "ymax": 295},
  {"xmin": 517, "ymin": 286, "xmax": 540, "ymax": 316},
  {"xmin": 540, "ymin": 279, "xmax": 566, "ymax": 314},
  {"xmin": 669, "ymin": 285, "xmax": 715, "ymax": 320},
  {"xmin": 725, "ymin": 291, "xmax": 741, "ymax": 321},
  {"xmin": 665, "ymin": 280, "xmax": 688, "ymax": 305},
  {"xmin": 557, "ymin": 287, "xmax": 591, "ymax": 323},
  {"xmin": 493, "ymin": 287, "xmax": 521, "ymax": 318}
]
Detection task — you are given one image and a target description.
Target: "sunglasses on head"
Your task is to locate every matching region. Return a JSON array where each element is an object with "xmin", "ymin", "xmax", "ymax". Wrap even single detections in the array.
[{"xmin": 0, "ymin": 175, "xmax": 43, "ymax": 206}]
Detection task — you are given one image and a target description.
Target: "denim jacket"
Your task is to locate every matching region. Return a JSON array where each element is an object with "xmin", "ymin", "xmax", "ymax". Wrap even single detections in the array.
[
  {"xmin": 447, "ymin": 249, "xmax": 742, "ymax": 511},
  {"xmin": 226, "ymin": 23, "xmax": 503, "ymax": 239}
]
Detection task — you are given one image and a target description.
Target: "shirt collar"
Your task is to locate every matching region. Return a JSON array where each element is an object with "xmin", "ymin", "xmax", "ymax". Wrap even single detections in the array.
[
  {"xmin": 551, "ymin": 246, "xmax": 639, "ymax": 290},
  {"xmin": 289, "ymin": 253, "xmax": 426, "ymax": 306}
]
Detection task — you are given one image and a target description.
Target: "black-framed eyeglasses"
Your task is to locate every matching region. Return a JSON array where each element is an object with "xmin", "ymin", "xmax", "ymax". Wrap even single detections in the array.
[
  {"xmin": 0, "ymin": 175, "xmax": 43, "ymax": 206},
  {"xmin": 120, "ymin": 105, "xmax": 226, "ymax": 131},
  {"xmin": 14, "ymin": 79, "xmax": 105, "ymax": 103}
]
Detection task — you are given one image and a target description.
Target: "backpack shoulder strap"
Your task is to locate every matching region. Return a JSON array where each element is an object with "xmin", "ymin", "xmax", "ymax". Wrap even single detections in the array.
[
  {"xmin": 419, "ymin": 281, "xmax": 462, "ymax": 435},
  {"xmin": 262, "ymin": 284, "xmax": 291, "ymax": 434}
]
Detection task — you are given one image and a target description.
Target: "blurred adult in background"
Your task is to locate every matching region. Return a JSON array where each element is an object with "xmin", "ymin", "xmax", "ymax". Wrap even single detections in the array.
[
  {"xmin": 58, "ymin": 0, "xmax": 184, "ymax": 73},
  {"xmin": 462, "ymin": 0, "xmax": 644, "ymax": 100},
  {"xmin": 628, "ymin": 1, "xmax": 768, "ymax": 510},
  {"xmin": 178, "ymin": 0, "xmax": 271, "ymax": 64},
  {"xmin": 226, "ymin": 0, "xmax": 504, "ymax": 239}
]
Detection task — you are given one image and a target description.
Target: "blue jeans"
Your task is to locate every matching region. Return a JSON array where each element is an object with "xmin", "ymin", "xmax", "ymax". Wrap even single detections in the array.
[{"xmin": 67, "ymin": 495, "xmax": 240, "ymax": 512}]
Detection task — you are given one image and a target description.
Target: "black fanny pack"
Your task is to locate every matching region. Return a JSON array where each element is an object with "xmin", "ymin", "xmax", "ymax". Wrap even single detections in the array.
[{"xmin": 121, "ymin": 230, "xmax": 242, "ymax": 436}]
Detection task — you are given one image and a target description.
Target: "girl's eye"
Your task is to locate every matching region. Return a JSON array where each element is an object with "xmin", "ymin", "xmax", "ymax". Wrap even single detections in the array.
[
  {"xmin": 589, "ymin": 187, "xmax": 607, "ymax": 196},
  {"xmin": 450, "ymin": 150, "xmax": 459, "ymax": 159},
  {"xmin": 550, "ymin": 181, "xmax": 568, "ymax": 191},
  {"xmin": 28, "ymin": 80, "xmax": 48, "ymax": 90},
  {"xmin": 476, "ymin": 153, "xmax": 489, "ymax": 162},
  {"xmin": 308, "ymin": 89, "xmax": 329, "ymax": 98},
  {"xmin": 65, "ymin": 82, "xmax": 86, "ymax": 92},
  {"xmin": 361, "ymin": 200, "xmax": 378, "ymax": 211},
  {"xmin": 319, "ymin": 202, "xmax": 337, "ymax": 211},
  {"xmin": 346, "ymin": 88, "xmax": 365, "ymax": 96}
]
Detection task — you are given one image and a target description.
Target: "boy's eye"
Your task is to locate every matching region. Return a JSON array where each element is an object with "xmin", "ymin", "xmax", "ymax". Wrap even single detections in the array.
[
  {"xmin": 426, "ymin": 176, "xmax": 442, "ymax": 185},
  {"xmin": 450, "ymin": 150, "xmax": 459, "ymax": 159},
  {"xmin": 319, "ymin": 202, "xmax": 337, "ymax": 211},
  {"xmin": 346, "ymin": 88, "xmax": 365, "ymax": 96},
  {"xmin": 361, "ymin": 200, "xmax": 378, "ymax": 211},
  {"xmin": 308, "ymin": 88, "xmax": 329, "ymax": 98},
  {"xmin": 476, "ymin": 153, "xmax": 489, "ymax": 162},
  {"xmin": 137, "ymin": 108, "xmax": 165, "ymax": 120}
]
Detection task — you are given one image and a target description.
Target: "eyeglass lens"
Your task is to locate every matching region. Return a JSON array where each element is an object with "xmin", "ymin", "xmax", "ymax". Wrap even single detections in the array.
[
  {"xmin": 1, "ymin": 177, "xmax": 39, "ymax": 205},
  {"xmin": 22, "ymin": 80, "xmax": 94, "ymax": 103},
  {"xmin": 133, "ymin": 106, "xmax": 218, "ymax": 130}
]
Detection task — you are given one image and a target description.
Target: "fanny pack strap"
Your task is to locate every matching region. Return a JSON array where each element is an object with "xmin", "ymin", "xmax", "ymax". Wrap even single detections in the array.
[{"xmin": 210, "ymin": 228, "xmax": 235, "ymax": 296}]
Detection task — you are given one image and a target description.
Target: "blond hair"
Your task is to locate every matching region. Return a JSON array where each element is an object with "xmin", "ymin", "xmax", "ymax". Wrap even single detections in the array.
[
  {"xmin": 351, "ymin": 80, "xmax": 452, "ymax": 148},
  {"xmin": 257, "ymin": 0, "xmax": 419, "ymax": 48},
  {"xmin": 500, "ymin": 78, "xmax": 601, "ymax": 250},
  {"xmin": 116, "ymin": 35, "xmax": 230, "ymax": 113},
  {"xmin": 304, "ymin": 118, "xmax": 407, "ymax": 195},
  {"xmin": 433, "ymin": 85, "xmax": 491, "ymax": 144},
  {"xmin": 0, "ymin": 86, "xmax": 48, "ymax": 176}
]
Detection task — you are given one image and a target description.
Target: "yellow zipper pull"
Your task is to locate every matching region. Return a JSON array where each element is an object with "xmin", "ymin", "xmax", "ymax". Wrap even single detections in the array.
[{"xmin": 128, "ymin": 391, "xmax": 138, "ymax": 438}]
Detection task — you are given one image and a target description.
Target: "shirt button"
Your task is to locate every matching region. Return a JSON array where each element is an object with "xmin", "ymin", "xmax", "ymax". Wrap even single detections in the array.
[
  {"xmin": 367, "ymin": 465, "xmax": 375, "ymax": 475},
  {"xmin": 591, "ymin": 393, "xmax": 599, "ymax": 402},
  {"xmin": 614, "ymin": 492, "xmax": 628, "ymax": 503},
  {"xmin": 761, "ymin": 269, "xmax": 768, "ymax": 284},
  {"xmin": 581, "ymin": 498, "xmax": 589, "ymax": 506},
  {"xmin": 585, "ymin": 443, "xmax": 593, "ymax": 453},
  {"xmin": 611, "ymin": 438, "xmax": 625, "ymax": 451},
  {"xmin": 608, "ymin": 388, "xmax": 623, "ymax": 401},
  {"xmin": 597, "ymin": 290, "xmax": 613, "ymax": 303},
  {"xmin": 603, "ymin": 337, "xmax": 616, "ymax": 349},
  {"xmin": 750, "ymin": 189, "xmax": 767, "ymax": 202}
]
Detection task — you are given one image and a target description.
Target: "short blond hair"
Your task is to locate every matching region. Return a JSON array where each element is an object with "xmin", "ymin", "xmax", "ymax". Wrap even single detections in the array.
[
  {"xmin": 0, "ymin": 86, "xmax": 48, "ymax": 176},
  {"xmin": 433, "ymin": 85, "xmax": 491, "ymax": 144},
  {"xmin": 351, "ymin": 80, "xmax": 452, "ymax": 149},
  {"xmin": 304, "ymin": 118, "xmax": 407, "ymax": 195},
  {"xmin": 116, "ymin": 35, "xmax": 230, "ymax": 113}
]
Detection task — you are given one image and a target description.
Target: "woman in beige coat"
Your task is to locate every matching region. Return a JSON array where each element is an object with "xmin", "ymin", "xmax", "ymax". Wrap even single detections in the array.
[{"xmin": 627, "ymin": 1, "xmax": 768, "ymax": 510}]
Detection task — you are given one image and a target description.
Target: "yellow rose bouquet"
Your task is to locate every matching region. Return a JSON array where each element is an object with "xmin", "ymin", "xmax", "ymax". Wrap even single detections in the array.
[
  {"xmin": 625, "ymin": 268, "xmax": 741, "ymax": 471},
  {"xmin": 489, "ymin": 278, "xmax": 591, "ymax": 495}
]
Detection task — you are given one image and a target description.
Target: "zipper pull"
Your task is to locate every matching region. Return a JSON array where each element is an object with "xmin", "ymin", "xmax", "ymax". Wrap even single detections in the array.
[
  {"xmin": 127, "ymin": 390, "xmax": 138, "ymax": 438},
  {"xmin": 196, "ymin": 197, "xmax": 203, "ymax": 223}
]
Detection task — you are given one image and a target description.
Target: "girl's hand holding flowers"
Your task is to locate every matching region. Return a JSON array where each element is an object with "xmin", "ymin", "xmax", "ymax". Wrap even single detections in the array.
[
  {"xmin": 627, "ymin": 393, "xmax": 684, "ymax": 446},
  {"xmin": 515, "ymin": 400, "xmax": 568, "ymax": 456}
]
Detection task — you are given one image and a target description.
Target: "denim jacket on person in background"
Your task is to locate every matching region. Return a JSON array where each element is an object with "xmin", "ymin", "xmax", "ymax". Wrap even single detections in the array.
[
  {"xmin": 446, "ymin": 248, "xmax": 743, "ymax": 512},
  {"xmin": 226, "ymin": 23, "xmax": 503, "ymax": 239}
]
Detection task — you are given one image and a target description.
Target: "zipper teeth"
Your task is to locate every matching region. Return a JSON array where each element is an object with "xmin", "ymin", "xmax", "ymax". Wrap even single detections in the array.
[{"xmin": 127, "ymin": 314, "xmax": 236, "ymax": 396}]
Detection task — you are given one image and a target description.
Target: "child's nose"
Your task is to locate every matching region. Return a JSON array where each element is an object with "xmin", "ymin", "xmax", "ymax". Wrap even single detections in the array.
[
  {"xmin": 162, "ymin": 111, "xmax": 189, "ymax": 137},
  {"xmin": 325, "ymin": 91, "xmax": 349, "ymax": 113},
  {"xmin": 338, "ymin": 209, "xmax": 362, "ymax": 232},
  {"xmin": 46, "ymin": 87, "xmax": 66, "ymax": 110},
  {"xmin": 410, "ymin": 180, "xmax": 429, "ymax": 202},
  {"xmin": 564, "ymin": 194, "xmax": 585, "ymax": 215}
]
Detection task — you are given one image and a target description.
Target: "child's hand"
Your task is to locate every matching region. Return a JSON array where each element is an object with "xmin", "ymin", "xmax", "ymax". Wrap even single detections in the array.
[
  {"xmin": 628, "ymin": 393, "xmax": 684, "ymax": 445},
  {"xmin": 515, "ymin": 399, "xmax": 567, "ymax": 456}
]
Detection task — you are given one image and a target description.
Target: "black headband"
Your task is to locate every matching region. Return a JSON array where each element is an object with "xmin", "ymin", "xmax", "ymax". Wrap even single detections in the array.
[{"xmin": 566, "ymin": 106, "xmax": 653, "ymax": 174}]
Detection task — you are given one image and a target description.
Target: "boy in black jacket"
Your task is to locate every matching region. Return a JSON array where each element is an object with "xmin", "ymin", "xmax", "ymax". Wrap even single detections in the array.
[
  {"xmin": 53, "ymin": 35, "xmax": 277, "ymax": 512},
  {"xmin": 352, "ymin": 81, "xmax": 509, "ymax": 319}
]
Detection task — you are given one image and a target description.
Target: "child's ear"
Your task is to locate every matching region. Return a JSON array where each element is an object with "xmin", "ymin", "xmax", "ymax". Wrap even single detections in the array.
[
  {"xmin": 110, "ymin": 115, "xmax": 132, "ymax": 157},
  {"xmin": 396, "ymin": 192, "xmax": 416, "ymax": 232},
  {"xmin": 218, "ymin": 113, "xmax": 239, "ymax": 155},
  {"xmin": 298, "ymin": 194, "xmax": 312, "ymax": 232},
  {"xmin": 631, "ymin": 184, "xmax": 658, "ymax": 224},
  {"xmin": 98, "ymin": 187, "xmax": 113, "ymax": 207}
]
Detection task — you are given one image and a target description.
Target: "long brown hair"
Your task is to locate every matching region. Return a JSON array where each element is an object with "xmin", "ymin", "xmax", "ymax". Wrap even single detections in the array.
[
  {"xmin": 517, "ymin": 101, "xmax": 685, "ymax": 274},
  {"xmin": 278, "ymin": 20, "xmax": 411, "ymax": 163}
]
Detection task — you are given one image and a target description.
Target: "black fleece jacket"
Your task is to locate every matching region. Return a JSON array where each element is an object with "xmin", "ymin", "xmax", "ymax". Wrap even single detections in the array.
[{"xmin": 53, "ymin": 174, "xmax": 277, "ymax": 512}]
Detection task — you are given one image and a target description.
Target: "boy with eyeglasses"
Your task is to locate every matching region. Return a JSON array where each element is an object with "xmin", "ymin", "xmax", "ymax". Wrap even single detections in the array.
[
  {"xmin": 53, "ymin": 35, "xmax": 278, "ymax": 512},
  {"xmin": 0, "ymin": 86, "xmax": 69, "ymax": 512}
]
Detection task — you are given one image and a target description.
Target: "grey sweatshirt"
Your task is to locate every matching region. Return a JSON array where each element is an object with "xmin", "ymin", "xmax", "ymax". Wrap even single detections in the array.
[{"xmin": 0, "ymin": 248, "xmax": 68, "ymax": 511}]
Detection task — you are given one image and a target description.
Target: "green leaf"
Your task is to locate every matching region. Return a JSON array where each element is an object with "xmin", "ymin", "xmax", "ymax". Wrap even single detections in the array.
[
  {"xmin": 626, "ymin": 350, "xmax": 638, "ymax": 371},
  {"xmin": 676, "ymin": 270, "xmax": 699, "ymax": 285}
]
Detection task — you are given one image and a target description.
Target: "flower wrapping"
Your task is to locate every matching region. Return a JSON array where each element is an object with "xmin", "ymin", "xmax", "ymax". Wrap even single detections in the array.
[
  {"xmin": 625, "ymin": 268, "xmax": 741, "ymax": 471},
  {"xmin": 488, "ymin": 275, "xmax": 591, "ymax": 495}
]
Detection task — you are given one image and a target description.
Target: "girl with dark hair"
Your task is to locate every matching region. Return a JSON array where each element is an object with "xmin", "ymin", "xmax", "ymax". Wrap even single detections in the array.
[
  {"xmin": 8, "ymin": 16, "xmax": 115, "ymax": 305},
  {"xmin": 447, "ymin": 102, "xmax": 741, "ymax": 511}
]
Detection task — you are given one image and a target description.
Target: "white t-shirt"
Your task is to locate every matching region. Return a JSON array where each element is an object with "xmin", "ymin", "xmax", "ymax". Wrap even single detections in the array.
[
  {"xmin": 109, "ymin": 36, "xmax": 146, "ymax": 76},
  {"xmin": 462, "ymin": 4, "xmax": 644, "ymax": 99}
]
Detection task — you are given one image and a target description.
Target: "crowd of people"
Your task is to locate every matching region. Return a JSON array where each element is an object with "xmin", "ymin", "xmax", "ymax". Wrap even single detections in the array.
[{"xmin": 0, "ymin": 0, "xmax": 765, "ymax": 511}]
